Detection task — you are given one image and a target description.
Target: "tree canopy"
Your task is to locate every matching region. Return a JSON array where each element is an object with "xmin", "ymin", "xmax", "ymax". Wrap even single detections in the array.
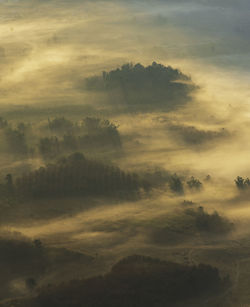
[{"xmin": 85, "ymin": 62, "xmax": 197, "ymax": 110}]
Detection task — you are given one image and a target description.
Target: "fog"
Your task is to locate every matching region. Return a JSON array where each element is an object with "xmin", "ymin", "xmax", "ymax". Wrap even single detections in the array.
[{"xmin": 0, "ymin": 0, "xmax": 250, "ymax": 306}]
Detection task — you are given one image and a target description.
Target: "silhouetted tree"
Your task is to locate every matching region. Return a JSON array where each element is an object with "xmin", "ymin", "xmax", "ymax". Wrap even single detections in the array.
[
  {"xmin": 26, "ymin": 278, "xmax": 37, "ymax": 291},
  {"xmin": 168, "ymin": 125, "xmax": 229, "ymax": 145},
  {"xmin": 4, "ymin": 173, "xmax": 14, "ymax": 198},
  {"xmin": 186, "ymin": 176, "xmax": 202, "ymax": 190},
  {"xmin": 169, "ymin": 174, "xmax": 184, "ymax": 194},
  {"xmin": 48, "ymin": 117, "xmax": 74, "ymax": 134},
  {"xmin": 4, "ymin": 128, "xmax": 28, "ymax": 156},
  {"xmin": 0, "ymin": 117, "xmax": 8, "ymax": 129},
  {"xmin": 38, "ymin": 137, "xmax": 61, "ymax": 159},
  {"xmin": 37, "ymin": 117, "xmax": 122, "ymax": 160},
  {"xmin": 33, "ymin": 239, "xmax": 42, "ymax": 249},
  {"xmin": 188, "ymin": 207, "xmax": 234, "ymax": 234},
  {"xmin": 235, "ymin": 176, "xmax": 250, "ymax": 190}
]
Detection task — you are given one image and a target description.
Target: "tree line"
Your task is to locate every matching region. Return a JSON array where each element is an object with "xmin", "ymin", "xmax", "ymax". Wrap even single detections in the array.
[{"xmin": 12, "ymin": 153, "xmax": 148, "ymax": 199}]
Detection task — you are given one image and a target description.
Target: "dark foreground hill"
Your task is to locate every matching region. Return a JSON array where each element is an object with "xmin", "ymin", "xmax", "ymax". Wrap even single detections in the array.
[
  {"xmin": 12, "ymin": 254, "xmax": 230, "ymax": 307},
  {"xmin": 0, "ymin": 236, "xmax": 93, "ymax": 302}
]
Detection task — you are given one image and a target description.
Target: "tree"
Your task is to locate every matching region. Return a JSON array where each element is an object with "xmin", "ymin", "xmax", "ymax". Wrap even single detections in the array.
[
  {"xmin": 235, "ymin": 176, "xmax": 250, "ymax": 190},
  {"xmin": 38, "ymin": 137, "xmax": 61, "ymax": 159},
  {"xmin": 4, "ymin": 128, "xmax": 28, "ymax": 156},
  {"xmin": 26, "ymin": 278, "xmax": 37, "ymax": 291},
  {"xmin": 33, "ymin": 239, "xmax": 42, "ymax": 249},
  {"xmin": 5, "ymin": 173, "xmax": 14, "ymax": 195},
  {"xmin": 0, "ymin": 117, "xmax": 8, "ymax": 129},
  {"xmin": 48, "ymin": 117, "xmax": 74, "ymax": 134},
  {"xmin": 169, "ymin": 174, "xmax": 184, "ymax": 194},
  {"xmin": 186, "ymin": 176, "xmax": 202, "ymax": 190}
]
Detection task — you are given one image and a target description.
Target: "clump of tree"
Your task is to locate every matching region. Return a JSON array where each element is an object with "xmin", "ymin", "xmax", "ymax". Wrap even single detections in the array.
[
  {"xmin": 14, "ymin": 153, "xmax": 148, "ymax": 199},
  {"xmin": 182, "ymin": 200, "xmax": 195, "ymax": 206},
  {"xmin": 151, "ymin": 206, "xmax": 234, "ymax": 245},
  {"xmin": 48, "ymin": 117, "xmax": 74, "ymax": 134},
  {"xmin": 85, "ymin": 62, "xmax": 197, "ymax": 110},
  {"xmin": 4, "ymin": 127, "xmax": 29, "ymax": 156},
  {"xmin": 204, "ymin": 174, "xmax": 211, "ymax": 181},
  {"xmin": 25, "ymin": 277, "xmax": 37, "ymax": 291},
  {"xmin": 0, "ymin": 117, "xmax": 8, "ymax": 129},
  {"xmin": 0, "ymin": 116, "xmax": 121, "ymax": 160},
  {"xmin": 139, "ymin": 170, "xmax": 203, "ymax": 194},
  {"xmin": 17, "ymin": 122, "xmax": 32, "ymax": 134},
  {"xmin": 38, "ymin": 137, "xmax": 61, "ymax": 160},
  {"xmin": 186, "ymin": 207, "xmax": 234, "ymax": 235},
  {"xmin": 186, "ymin": 176, "xmax": 202, "ymax": 190},
  {"xmin": 0, "ymin": 119, "xmax": 34, "ymax": 158},
  {"xmin": 168, "ymin": 174, "xmax": 184, "ymax": 194},
  {"xmin": 34, "ymin": 255, "xmax": 230, "ymax": 307},
  {"xmin": 235, "ymin": 176, "xmax": 250, "ymax": 190},
  {"xmin": 0, "ymin": 237, "xmax": 46, "ymax": 298},
  {"xmin": 79, "ymin": 117, "xmax": 121, "ymax": 148},
  {"xmin": 138, "ymin": 167, "xmax": 171, "ymax": 187},
  {"xmin": 168, "ymin": 125, "xmax": 229, "ymax": 146},
  {"xmin": 0, "ymin": 235, "xmax": 93, "ymax": 300},
  {"xmin": 0, "ymin": 174, "xmax": 17, "ymax": 206},
  {"xmin": 39, "ymin": 117, "xmax": 122, "ymax": 160}
]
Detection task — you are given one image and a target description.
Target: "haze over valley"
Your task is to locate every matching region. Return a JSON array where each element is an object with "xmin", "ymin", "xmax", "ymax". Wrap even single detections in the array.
[{"xmin": 1, "ymin": 1, "xmax": 250, "ymax": 306}]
